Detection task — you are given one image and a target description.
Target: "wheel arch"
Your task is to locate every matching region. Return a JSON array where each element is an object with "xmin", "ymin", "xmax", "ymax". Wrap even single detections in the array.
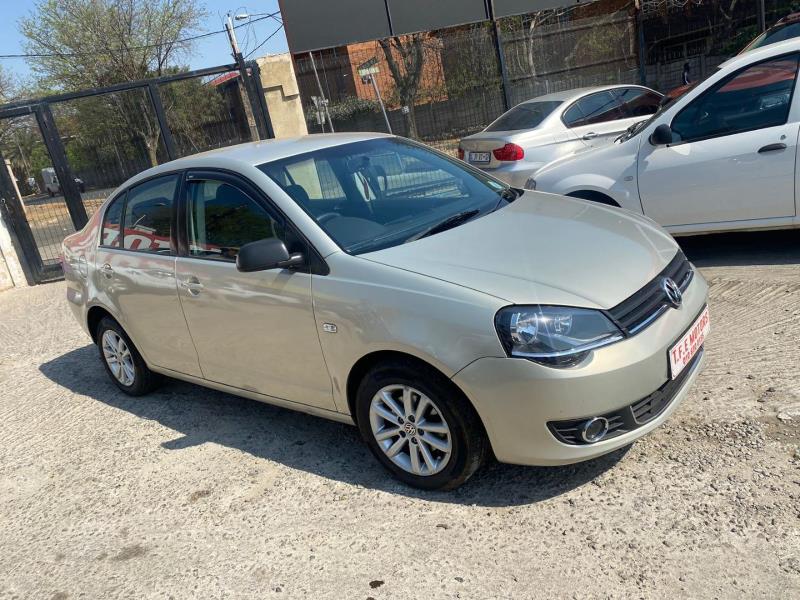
[
  {"xmin": 87, "ymin": 305, "xmax": 116, "ymax": 343},
  {"xmin": 345, "ymin": 350, "xmax": 481, "ymax": 430},
  {"xmin": 566, "ymin": 189, "xmax": 621, "ymax": 207}
]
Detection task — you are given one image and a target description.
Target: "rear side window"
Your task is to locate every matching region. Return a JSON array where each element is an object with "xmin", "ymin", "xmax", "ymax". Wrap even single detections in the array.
[
  {"xmin": 121, "ymin": 175, "xmax": 178, "ymax": 253},
  {"xmin": 612, "ymin": 88, "xmax": 662, "ymax": 118},
  {"xmin": 101, "ymin": 194, "xmax": 124, "ymax": 248},
  {"xmin": 563, "ymin": 91, "xmax": 624, "ymax": 127},
  {"xmin": 485, "ymin": 101, "xmax": 562, "ymax": 132},
  {"xmin": 671, "ymin": 54, "xmax": 800, "ymax": 143}
]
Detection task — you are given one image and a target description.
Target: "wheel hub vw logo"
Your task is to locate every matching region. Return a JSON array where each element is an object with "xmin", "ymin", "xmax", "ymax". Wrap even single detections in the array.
[
  {"xmin": 662, "ymin": 277, "xmax": 683, "ymax": 309},
  {"xmin": 403, "ymin": 422, "xmax": 417, "ymax": 436}
]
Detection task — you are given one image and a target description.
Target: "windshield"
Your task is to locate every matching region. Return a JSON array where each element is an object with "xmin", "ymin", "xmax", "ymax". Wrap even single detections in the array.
[
  {"xmin": 258, "ymin": 138, "xmax": 514, "ymax": 255},
  {"xmin": 743, "ymin": 21, "xmax": 800, "ymax": 53},
  {"xmin": 484, "ymin": 101, "xmax": 562, "ymax": 132}
]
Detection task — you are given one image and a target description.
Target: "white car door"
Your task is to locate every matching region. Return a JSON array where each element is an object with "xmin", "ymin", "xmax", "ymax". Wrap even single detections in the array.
[
  {"xmin": 638, "ymin": 53, "xmax": 800, "ymax": 227},
  {"xmin": 563, "ymin": 90, "xmax": 638, "ymax": 149}
]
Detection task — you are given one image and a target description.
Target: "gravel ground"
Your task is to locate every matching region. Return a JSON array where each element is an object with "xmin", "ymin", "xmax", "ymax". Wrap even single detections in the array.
[{"xmin": 0, "ymin": 230, "xmax": 798, "ymax": 599}]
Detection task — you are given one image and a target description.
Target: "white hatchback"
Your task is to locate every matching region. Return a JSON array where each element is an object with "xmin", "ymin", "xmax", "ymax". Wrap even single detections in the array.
[
  {"xmin": 530, "ymin": 39, "xmax": 800, "ymax": 235},
  {"xmin": 458, "ymin": 85, "xmax": 663, "ymax": 187}
]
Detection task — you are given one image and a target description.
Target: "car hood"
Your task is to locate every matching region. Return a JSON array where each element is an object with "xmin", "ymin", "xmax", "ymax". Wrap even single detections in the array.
[{"xmin": 361, "ymin": 192, "xmax": 679, "ymax": 308}]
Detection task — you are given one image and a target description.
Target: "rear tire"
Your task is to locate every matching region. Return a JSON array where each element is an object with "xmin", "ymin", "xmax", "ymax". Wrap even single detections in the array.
[
  {"xmin": 355, "ymin": 359, "xmax": 488, "ymax": 490},
  {"xmin": 96, "ymin": 317, "xmax": 161, "ymax": 396}
]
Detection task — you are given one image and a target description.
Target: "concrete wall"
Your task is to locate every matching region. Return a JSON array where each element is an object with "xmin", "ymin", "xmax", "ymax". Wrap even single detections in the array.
[
  {"xmin": 0, "ymin": 160, "xmax": 31, "ymax": 290},
  {"xmin": 257, "ymin": 54, "xmax": 309, "ymax": 138}
]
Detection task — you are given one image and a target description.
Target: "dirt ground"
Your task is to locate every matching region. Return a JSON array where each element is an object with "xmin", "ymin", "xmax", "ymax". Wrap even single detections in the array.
[{"xmin": 0, "ymin": 230, "xmax": 798, "ymax": 599}]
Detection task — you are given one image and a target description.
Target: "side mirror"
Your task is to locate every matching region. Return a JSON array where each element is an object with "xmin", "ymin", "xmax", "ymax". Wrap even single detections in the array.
[
  {"xmin": 650, "ymin": 123, "xmax": 674, "ymax": 146},
  {"xmin": 236, "ymin": 238, "xmax": 304, "ymax": 272}
]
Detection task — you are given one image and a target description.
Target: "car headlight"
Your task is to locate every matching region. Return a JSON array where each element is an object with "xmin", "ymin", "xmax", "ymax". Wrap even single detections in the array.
[{"xmin": 495, "ymin": 305, "xmax": 623, "ymax": 367}]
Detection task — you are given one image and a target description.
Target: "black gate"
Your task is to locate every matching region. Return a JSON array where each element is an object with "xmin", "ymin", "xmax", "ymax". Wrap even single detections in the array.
[{"xmin": 0, "ymin": 61, "xmax": 273, "ymax": 283}]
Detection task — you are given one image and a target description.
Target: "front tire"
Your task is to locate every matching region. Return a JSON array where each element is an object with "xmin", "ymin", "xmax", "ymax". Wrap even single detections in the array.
[
  {"xmin": 356, "ymin": 360, "xmax": 488, "ymax": 490},
  {"xmin": 96, "ymin": 317, "xmax": 161, "ymax": 396}
]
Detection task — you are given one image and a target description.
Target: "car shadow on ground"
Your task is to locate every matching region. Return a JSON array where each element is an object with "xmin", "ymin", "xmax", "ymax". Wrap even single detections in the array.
[
  {"xmin": 40, "ymin": 345, "xmax": 629, "ymax": 507},
  {"xmin": 678, "ymin": 229, "xmax": 800, "ymax": 267}
]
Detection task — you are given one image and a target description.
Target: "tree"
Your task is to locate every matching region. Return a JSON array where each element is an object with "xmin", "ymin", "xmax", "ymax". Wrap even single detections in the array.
[
  {"xmin": 378, "ymin": 34, "xmax": 425, "ymax": 139},
  {"xmin": 19, "ymin": 0, "xmax": 207, "ymax": 166}
]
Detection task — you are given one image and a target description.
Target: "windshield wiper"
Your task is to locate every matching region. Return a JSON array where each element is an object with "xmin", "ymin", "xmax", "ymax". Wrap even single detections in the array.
[
  {"xmin": 493, "ymin": 186, "xmax": 520, "ymax": 210},
  {"xmin": 616, "ymin": 120, "xmax": 645, "ymax": 142},
  {"xmin": 406, "ymin": 209, "xmax": 481, "ymax": 242}
]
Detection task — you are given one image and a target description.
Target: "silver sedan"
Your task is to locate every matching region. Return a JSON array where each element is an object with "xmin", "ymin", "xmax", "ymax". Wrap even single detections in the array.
[
  {"xmin": 459, "ymin": 85, "xmax": 663, "ymax": 187},
  {"xmin": 63, "ymin": 133, "xmax": 708, "ymax": 490}
]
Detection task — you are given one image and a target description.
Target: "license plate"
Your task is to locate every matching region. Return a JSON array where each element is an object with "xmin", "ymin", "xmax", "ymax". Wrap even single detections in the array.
[
  {"xmin": 468, "ymin": 152, "xmax": 491, "ymax": 163},
  {"xmin": 669, "ymin": 306, "xmax": 710, "ymax": 379}
]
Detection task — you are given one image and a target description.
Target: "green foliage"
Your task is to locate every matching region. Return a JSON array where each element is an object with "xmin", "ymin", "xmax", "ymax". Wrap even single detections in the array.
[{"xmin": 327, "ymin": 97, "xmax": 380, "ymax": 121}]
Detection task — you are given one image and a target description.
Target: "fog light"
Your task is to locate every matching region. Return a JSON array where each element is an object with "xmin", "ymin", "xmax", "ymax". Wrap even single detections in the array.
[{"xmin": 579, "ymin": 417, "xmax": 609, "ymax": 443}]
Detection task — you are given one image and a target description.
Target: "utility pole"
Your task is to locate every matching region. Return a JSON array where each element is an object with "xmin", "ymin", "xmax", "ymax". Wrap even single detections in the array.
[
  {"xmin": 758, "ymin": 0, "xmax": 766, "ymax": 32},
  {"xmin": 225, "ymin": 13, "xmax": 274, "ymax": 140},
  {"xmin": 309, "ymin": 52, "xmax": 335, "ymax": 132}
]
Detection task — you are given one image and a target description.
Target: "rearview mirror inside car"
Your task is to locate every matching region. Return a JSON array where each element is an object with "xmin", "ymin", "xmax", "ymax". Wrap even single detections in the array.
[
  {"xmin": 650, "ymin": 124, "xmax": 674, "ymax": 146},
  {"xmin": 236, "ymin": 239, "xmax": 304, "ymax": 272}
]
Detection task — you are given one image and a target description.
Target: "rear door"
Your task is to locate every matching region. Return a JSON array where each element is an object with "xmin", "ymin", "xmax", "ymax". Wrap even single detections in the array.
[
  {"xmin": 174, "ymin": 170, "xmax": 335, "ymax": 410},
  {"xmin": 562, "ymin": 90, "xmax": 629, "ymax": 149},
  {"xmin": 95, "ymin": 174, "xmax": 202, "ymax": 376}
]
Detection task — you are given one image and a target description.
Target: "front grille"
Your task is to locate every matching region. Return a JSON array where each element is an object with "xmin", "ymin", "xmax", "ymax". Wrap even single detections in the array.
[
  {"xmin": 547, "ymin": 348, "xmax": 703, "ymax": 446},
  {"xmin": 608, "ymin": 251, "xmax": 693, "ymax": 335}
]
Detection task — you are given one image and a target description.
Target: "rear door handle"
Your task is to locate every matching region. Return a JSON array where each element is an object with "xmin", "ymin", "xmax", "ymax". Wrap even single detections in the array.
[
  {"xmin": 758, "ymin": 143, "xmax": 787, "ymax": 153},
  {"xmin": 100, "ymin": 263, "xmax": 114, "ymax": 279},
  {"xmin": 582, "ymin": 132, "xmax": 599, "ymax": 140},
  {"xmin": 180, "ymin": 276, "xmax": 203, "ymax": 296}
]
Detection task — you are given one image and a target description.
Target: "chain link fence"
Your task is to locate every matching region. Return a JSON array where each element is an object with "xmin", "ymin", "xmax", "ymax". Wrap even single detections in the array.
[{"xmin": 295, "ymin": 0, "xmax": 793, "ymax": 156}]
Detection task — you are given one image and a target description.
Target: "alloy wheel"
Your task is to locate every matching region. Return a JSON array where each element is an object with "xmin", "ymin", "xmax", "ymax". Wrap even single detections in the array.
[
  {"xmin": 101, "ymin": 330, "xmax": 136, "ymax": 387},
  {"xmin": 369, "ymin": 384, "xmax": 453, "ymax": 476}
]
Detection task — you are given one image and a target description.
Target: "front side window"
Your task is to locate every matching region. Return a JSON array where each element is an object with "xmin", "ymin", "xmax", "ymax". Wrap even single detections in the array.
[
  {"xmin": 187, "ymin": 179, "xmax": 284, "ymax": 261},
  {"xmin": 259, "ymin": 138, "xmax": 511, "ymax": 255},
  {"xmin": 612, "ymin": 88, "xmax": 662, "ymax": 118},
  {"xmin": 101, "ymin": 193, "xmax": 125, "ymax": 248},
  {"xmin": 121, "ymin": 175, "xmax": 177, "ymax": 253},
  {"xmin": 485, "ymin": 101, "xmax": 562, "ymax": 132},
  {"xmin": 563, "ymin": 91, "xmax": 624, "ymax": 127},
  {"xmin": 671, "ymin": 54, "xmax": 800, "ymax": 143}
]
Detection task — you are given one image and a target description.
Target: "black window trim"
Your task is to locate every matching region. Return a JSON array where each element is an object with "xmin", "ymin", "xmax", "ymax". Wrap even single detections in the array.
[
  {"xmin": 561, "ymin": 89, "xmax": 624, "ymax": 129},
  {"xmin": 667, "ymin": 51, "xmax": 800, "ymax": 147},
  {"xmin": 179, "ymin": 168, "xmax": 330, "ymax": 276},
  {"xmin": 97, "ymin": 169, "xmax": 183, "ymax": 255}
]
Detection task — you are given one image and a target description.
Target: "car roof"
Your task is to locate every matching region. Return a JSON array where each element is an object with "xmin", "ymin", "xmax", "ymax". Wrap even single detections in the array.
[
  {"xmin": 121, "ymin": 132, "xmax": 392, "ymax": 188},
  {"xmin": 520, "ymin": 84, "xmax": 656, "ymax": 104},
  {"xmin": 720, "ymin": 36, "xmax": 800, "ymax": 69}
]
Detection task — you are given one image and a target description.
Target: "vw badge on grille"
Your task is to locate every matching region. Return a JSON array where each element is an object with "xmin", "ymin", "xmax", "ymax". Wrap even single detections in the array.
[{"xmin": 662, "ymin": 277, "xmax": 683, "ymax": 309}]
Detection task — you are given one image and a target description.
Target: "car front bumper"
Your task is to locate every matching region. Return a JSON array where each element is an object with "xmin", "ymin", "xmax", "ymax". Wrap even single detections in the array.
[{"xmin": 452, "ymin": 271, "xmax": 708, "ymax": 466}]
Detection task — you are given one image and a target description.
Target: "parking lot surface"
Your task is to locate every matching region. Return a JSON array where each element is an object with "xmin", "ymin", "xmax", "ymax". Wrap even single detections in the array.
[{"xmin": 0, "ymin": 231, "xmax": 798, "ymax": 599}]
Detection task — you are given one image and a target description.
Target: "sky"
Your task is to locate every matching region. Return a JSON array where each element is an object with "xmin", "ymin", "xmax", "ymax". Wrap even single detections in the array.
[{"xmin": 0, "ymin": 0, "xmax": 289, "ymax": 85}]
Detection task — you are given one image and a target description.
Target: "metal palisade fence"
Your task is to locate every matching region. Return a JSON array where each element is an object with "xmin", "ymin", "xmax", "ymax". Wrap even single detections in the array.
[
  {"xmin": 0, "ymin": 62, "xmax": 273, "ymax": 283},
  {"xmin": 294, "ymin": 0, "xmax": 795, "ymax": 155}
]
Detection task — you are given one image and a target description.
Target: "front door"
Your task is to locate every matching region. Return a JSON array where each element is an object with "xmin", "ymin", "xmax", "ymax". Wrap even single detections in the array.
[
  {"xmin": 638, "ymin": 53, "xmax": 800, "ymax": 226},
  {"xmin": 174, "ymin": 172, "xmax": 334, "ymax": 410},
  {"xmin": 95, "ymin": 174, "xmax": 202, "ymax": 376}
]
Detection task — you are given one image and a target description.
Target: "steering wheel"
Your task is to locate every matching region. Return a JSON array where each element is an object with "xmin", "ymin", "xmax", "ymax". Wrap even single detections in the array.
[{"xmin": 316, "ymin": 212, "xmax": 341, "ymax": 224}]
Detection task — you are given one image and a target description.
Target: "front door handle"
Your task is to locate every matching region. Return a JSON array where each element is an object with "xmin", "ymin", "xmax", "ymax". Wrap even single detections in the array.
[
  {"xmin": 100, "ymin": 263, "xmax": 114, "ymax": 279},
  {"xmin": 582, "ymin": 132, "xmax": 599, "ymax": 140},
  {"xmin": 180, "ymin": 276, "xmax": 204, "ymax": 296},
  {"xmin": 758, "ymin": 143, "xmax": 787, "ymax": 153}
]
